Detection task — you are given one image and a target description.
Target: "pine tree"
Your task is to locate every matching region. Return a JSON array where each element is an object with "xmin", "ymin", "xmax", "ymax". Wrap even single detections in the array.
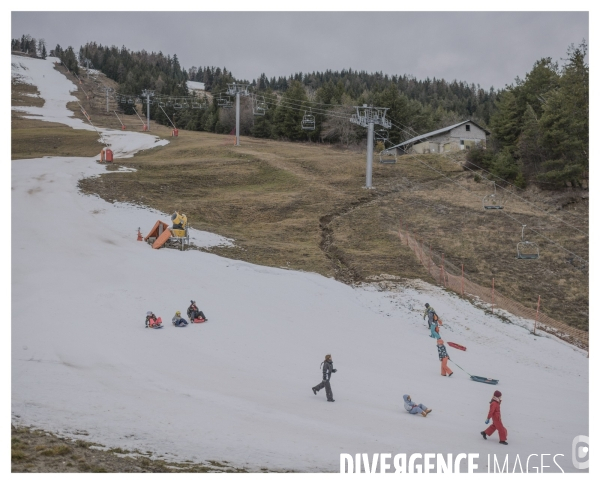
[{"xmin": 538, "ymin": 42, "xmax": 589, "ymax": 185}]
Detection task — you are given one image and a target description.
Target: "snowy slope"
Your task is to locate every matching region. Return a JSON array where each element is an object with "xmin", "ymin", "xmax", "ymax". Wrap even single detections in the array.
[{"xmin": 11, "ymin": 55, "xmax": 588, "ymax": 472}]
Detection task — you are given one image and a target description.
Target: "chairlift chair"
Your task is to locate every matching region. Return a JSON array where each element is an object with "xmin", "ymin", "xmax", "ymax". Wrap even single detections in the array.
[
  {"xmin": 173, "ymin": 99, "xmax": 183, "ymax": 109},
  {"xmin": 252, "ymin": 95, "xmax": 267, "ymax": 116},
  {"xmin": 517, "ymin": 225, "xmax": 540, "ymax": 260},
  {"xmin": 482, "ymin": 182, "xmax": 504, "ymax": 210},
  {"xmin": 301, "ymin": 110, "xmax": 316, "ymax": 131},
  {"xmin": 375, "ymin": 129, "xmax": 390, "ymax": 142},
  {"xmin": 127, "ymin": 98, "xmax": 133, "ymax": 104},
  {"xmin": 379, "ymin": 149, "xmax": 397, "ymax": 164},
  {"xmin": 191, "ymin": 102, "xmax": 202, "ymax": 109}
]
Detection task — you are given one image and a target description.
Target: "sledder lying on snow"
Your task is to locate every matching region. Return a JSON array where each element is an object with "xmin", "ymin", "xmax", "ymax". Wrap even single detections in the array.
[
  {"xmin": 187, "ymin": 300, "xmax": 207, "ymax": 322},
  {"xmin": 403, "ymin": 394, "xmax": 432, "ymax": 417},
  {"xmin": 172, "ymin": 311, "xmax": 189, "ymax": 327},
  {"xmin": 145, "ymin": 311, "xmax": 163, "ymax": 329}
]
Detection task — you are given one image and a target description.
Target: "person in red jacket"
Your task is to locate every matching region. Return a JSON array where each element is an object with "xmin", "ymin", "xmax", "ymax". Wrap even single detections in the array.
[{"xmin": 481, "ymin": 390, "xmax": 508, "ymax": 445}]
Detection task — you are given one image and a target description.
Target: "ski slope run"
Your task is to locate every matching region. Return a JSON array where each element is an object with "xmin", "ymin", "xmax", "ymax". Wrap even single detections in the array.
[{"xmin": 11, "ymin": 55, "xmax": 588, "ymax": 472}]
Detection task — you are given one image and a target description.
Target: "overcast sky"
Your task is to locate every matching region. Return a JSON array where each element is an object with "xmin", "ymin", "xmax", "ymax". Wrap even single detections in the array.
[{"xmin": 12, "ymin": 11, "xmax": 588, "ymax": 90}]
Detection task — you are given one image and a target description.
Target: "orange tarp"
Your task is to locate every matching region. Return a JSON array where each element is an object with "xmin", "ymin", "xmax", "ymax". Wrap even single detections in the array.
[
  {"xmin": 152, "ymin": 228, "xmax": 172, "ymax": 249},
  {"xmin": 144, "ymin": 220, "xmax": 170, "ymax": 241},
  {"xmin": 144, "ymin": 220, "xmax": 172, "ymax": 249}
]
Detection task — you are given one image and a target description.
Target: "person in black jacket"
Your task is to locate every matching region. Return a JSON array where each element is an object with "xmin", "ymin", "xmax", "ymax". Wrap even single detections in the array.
[
  {"xmin": 187, "ymin": 300, "xmax": 207, "ymax": 321},
  {"xmin": 312, "ymin": 354, "xmax": 337, "ymax": 402}
]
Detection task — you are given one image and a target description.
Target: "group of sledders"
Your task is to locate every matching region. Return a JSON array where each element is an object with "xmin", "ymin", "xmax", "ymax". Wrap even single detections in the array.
[
  {"xmin": 309, "ymin": 304, "xmax": 508, "ymax": 445},
  {"xmin": 145, "ymin": 301, "xmax": 208, "ymax": 328}
]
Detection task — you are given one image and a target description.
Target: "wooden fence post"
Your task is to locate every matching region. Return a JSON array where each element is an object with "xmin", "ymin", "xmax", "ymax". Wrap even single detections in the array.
[
  {"xmin": 533, "ymin": 295, "xmax": 541, "ymax": 335},
  {"xmin": 492, "ymin": 278, "xmax": 495, "ymax": 314}
]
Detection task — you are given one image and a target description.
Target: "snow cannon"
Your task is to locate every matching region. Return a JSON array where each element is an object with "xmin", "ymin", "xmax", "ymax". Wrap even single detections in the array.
[
  {"xmin": 142, "ymin": 124, "xmax": 148, "ymax": 132},
  {"xmin": 121, "ymin": 125, "xmax": 126, "ymax": 131},
  {"xmin": 172, "ymin": 129, "xmax": 179, "ymax": 137}
]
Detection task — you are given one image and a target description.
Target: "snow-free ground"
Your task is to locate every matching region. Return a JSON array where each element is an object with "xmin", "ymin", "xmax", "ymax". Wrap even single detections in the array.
[{"xmin": 11, "ymin": 55, "xmax": 588, "ymax": 472}]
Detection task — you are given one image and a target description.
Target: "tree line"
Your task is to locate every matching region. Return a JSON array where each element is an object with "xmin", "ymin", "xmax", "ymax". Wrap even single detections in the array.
[
  {"xmin": 11, "ymin": 34, "xmax": 47, "ymax": 59},
  {"xmin": 12, "ymin": 37, "xmax": 588, "ymax": 186},
  {"xmin": 468, "ymin": 41, "xmax": 588, "ymax": 187}
]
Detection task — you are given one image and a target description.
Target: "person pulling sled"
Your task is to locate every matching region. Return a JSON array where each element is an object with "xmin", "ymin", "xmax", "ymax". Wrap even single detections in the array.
[
  {"xmin": 481, "ymin": 390, "xmax": 508, "ymax": 445},
  {"xmin": 312, "ymin": 354, "xmax": 337, "ymax": 402},
  {"xmin": 172, "ymin": 311, "xmax": 189, "ymax": 327},
  {"xmin": 403, "ymin": 394, "xmax": 432, "ymax": 417},
  {"xmin": 436, "ymin": 339, "xmax": 453, "ymax": 377},
  {"xmin": 145, "ymin": 311, "xmax": 163, "ymax": 328},
  {"xmin": 187, "ymin": 301, "xmax": 207, "ymax": 322}
]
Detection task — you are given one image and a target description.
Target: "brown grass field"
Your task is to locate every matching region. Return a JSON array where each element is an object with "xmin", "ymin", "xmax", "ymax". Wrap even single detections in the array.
[
  {"xmin": 11, "ymin": 425, "xmax": 250, "ymax": 473},
  {"xmin": 13, "ymin": 64, "xmax": 589, "ymax": 332}
]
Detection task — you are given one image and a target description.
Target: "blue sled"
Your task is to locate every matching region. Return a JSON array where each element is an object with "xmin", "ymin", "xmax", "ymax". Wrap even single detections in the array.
[{"xmin": 470, "ymin": 375, "xmax": 499, "ymax": 385}]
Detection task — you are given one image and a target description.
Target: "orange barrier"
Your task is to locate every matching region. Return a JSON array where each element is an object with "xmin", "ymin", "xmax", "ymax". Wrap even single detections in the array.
[
  {"xmin": 152, "ymin": 228, "xmax": 172, "ymax": 249},
  {"xmin": 398, "ymin": 227, "xmax": 588, "ymax": 351},
  {"xmin": 143, "ymin": 220, "xmax": 174, "ymax": 249}
]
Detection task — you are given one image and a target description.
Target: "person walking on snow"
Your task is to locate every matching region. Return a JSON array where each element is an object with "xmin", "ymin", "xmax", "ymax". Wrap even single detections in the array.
[
  {"xmin": 481, "ymin": 390, "xmax": 508, "ymax": 445},
  {"xmin": 423, "ymin": 303, "xmax": 441, "ymax": 337},
  {"xmin": 172, "ymin": 311, "xmax": 188, "ymax": 327},
  {"xmin": 437, "ymin": 339, "xmax": 453, "ymax": 376},
  {"xmin": 429, "ymin": 319, "xmax": 441, "ymax": 339},
  {"xmin": 312, "ymin": 354, "xmax": 337, "ymax": 402},
  {"xmin": 403, "ymin": 394, "xmax": 432, "ymax": 417}
]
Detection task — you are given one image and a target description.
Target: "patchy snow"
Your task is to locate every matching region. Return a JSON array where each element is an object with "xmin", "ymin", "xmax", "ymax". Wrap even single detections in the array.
[
  {"xmin": 11, "ymin": 55, "xmax": 169, "ymax": 159},
  {"xmin": 11, "ymin": 56, "xmax": 588, "ymax": 472},
  {"xmin": 187, "ymin": 80, "xmax": 205, "ymax": 91}
]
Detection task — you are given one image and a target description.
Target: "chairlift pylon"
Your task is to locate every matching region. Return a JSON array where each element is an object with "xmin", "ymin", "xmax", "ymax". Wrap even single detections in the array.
[
  {"xmin": 301, "ymin": 110, "xmax": 315, "ymax": 131},
  {"xmin": 482, "ymin": 181, "xmax": 504, "ymax": 210},
  {"xmin": 517, "ymin": 225, "xmax": 540, "ymax": 260}
]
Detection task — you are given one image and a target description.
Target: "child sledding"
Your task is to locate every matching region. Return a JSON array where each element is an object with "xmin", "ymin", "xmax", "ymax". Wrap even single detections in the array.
[
  {"xmin": 145, "ymin": 311, "xmax": 163, "ymax": 329},
  {"xmin": 172, "ymin": 311, "xmax": 189, "ymax": 327},
  {"xmin": 403, "ymin": 395, "xmax": 432, "ymax": 417},
  {"xmin": 187, "ymin": 300, "xmax": 208, "ymax": 323}
]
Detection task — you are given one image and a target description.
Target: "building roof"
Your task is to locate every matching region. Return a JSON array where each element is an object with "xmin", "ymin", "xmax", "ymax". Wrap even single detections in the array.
[{"xmin": 388, "ymin": 120, "xmax": 491, "ymax": 150}]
